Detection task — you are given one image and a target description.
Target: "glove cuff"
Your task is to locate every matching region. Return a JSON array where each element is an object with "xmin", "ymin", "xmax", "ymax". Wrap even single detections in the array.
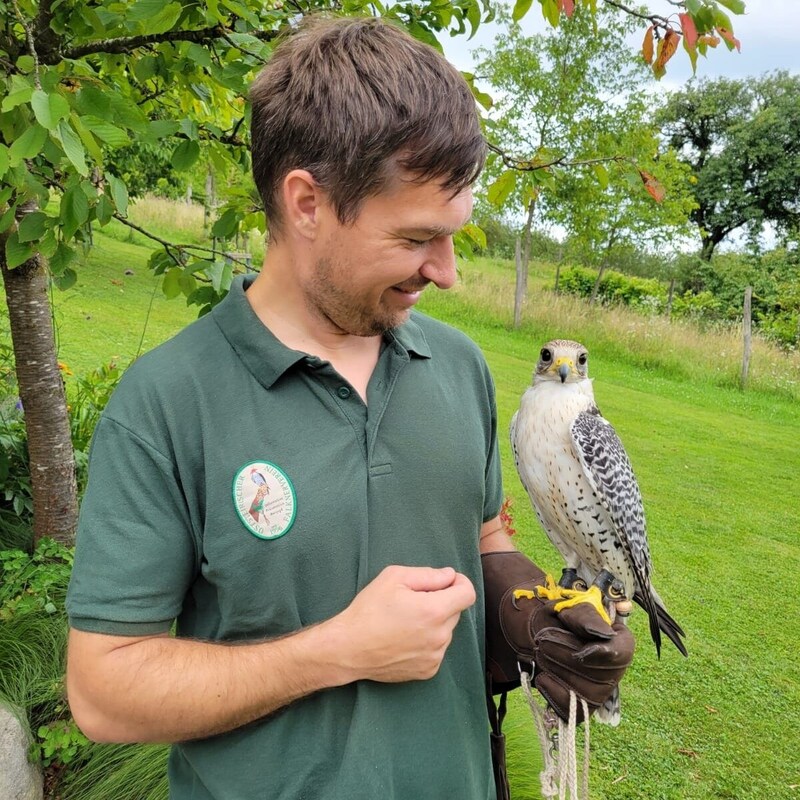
[{"xmin": 481, "ymin": 550, "xmax": 547, "ymax": 694}]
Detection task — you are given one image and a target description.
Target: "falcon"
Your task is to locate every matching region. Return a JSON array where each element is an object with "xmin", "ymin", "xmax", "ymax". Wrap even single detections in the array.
[{"xmin": 510, "ymin": 339, "xmax": 686, "ymax": 724}]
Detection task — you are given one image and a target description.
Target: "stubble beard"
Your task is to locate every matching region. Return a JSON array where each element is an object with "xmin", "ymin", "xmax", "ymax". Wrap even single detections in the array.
[{"xmin": 307, "ymin": 256, "xmax": 409, "ymax": 337}]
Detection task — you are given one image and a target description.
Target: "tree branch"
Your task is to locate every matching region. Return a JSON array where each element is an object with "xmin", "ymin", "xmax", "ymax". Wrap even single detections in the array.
[
  {"xmin": 112, "ymin": 213, "xmax": 254, "ymax": 272},
  {"xmin": 487, "ymin": 141, "xmax": 628, "ymax": 172},
  {"xmin": 49, "ymin": 26, "xmax": 278, "ymax": 65}
]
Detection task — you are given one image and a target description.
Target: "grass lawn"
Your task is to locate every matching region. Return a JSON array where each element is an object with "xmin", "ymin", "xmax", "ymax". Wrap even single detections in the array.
[{"xmin": 4, "ymin": 209, "xmax": 799, "ymax": 800}]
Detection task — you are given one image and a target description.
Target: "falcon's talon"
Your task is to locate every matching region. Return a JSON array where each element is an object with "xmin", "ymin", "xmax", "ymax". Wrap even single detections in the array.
[{"xmin": 553, "ymin": 585, "xmax": 612, "ymax": 626}]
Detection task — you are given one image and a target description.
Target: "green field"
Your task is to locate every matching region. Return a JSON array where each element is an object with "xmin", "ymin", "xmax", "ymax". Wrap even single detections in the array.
[{"xmin": 10, "ymin": 205, "xmax": 800, "ymax": 799}]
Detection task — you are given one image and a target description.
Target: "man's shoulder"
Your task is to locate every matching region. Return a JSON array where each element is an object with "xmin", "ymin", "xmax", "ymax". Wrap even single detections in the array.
[{"xmin": 104, "ymin": 312, "xmax": 222, "ymax": 421}]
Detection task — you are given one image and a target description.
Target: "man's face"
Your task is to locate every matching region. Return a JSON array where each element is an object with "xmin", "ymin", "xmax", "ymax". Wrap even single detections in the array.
[{"xmin": 303, "ymin": 175, "xmax": 473, "ymax": 337}]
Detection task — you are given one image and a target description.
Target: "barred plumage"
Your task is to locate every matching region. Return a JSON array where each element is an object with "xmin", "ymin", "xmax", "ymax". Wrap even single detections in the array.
[{"xmin": 510, "ymin": 339, "xmax": 687, "ymax": 724}]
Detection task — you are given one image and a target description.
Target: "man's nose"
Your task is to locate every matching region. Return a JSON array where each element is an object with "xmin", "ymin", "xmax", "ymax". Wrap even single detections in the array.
[{"xmin": 419, "ymin": 236, "xmax": 457, "ymax": 290}]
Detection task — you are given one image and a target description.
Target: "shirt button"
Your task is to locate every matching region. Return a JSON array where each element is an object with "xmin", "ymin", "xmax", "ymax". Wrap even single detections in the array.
[{"xmin": 337, "ymin": 386, "xmax": 351, "ymax": 399}]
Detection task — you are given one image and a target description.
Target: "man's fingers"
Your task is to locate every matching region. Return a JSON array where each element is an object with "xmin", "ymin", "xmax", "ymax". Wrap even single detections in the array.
[{"xmin": 393, "ymin": 565, "xmax": 457, "ymax": 593}]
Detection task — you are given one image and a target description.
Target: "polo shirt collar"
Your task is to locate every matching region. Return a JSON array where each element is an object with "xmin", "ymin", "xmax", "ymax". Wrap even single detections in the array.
[
  {"xmin": 212, "ymin": 275, "xmax": 432, "ymax": 389},
  {"xmin": 212, "ymin": 275, "xmax": 306, "ymax": 389}
]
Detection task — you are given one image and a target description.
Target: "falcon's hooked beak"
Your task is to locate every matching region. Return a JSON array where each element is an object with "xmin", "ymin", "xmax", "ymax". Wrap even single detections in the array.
[{"xmin": 555, "ymin": 357, "xmax": 573, "ymax": 383}]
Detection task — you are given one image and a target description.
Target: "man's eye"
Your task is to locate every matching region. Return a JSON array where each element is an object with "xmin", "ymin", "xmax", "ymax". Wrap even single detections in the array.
[{"xmin": 406, "ymin": 238, "xmax": 428, "ymax": 247}]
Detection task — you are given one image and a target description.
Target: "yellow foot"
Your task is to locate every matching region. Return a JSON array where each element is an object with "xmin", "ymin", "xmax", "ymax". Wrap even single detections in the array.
[
  {"xmin": 513, "ymin": 576, "xmax": 612, "ymax": 625},
  {"xmin": 553, "ymin": 585, "xmax": 612, "ymax": 625}
]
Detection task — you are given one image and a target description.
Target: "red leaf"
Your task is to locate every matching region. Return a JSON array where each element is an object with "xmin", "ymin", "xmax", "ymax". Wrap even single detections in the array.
[
  {"xmin": 561, "ymin": 0, "xmax": 575, "ymax": 17},
  {"xmin": 679, "ymin": 13, "xmax": 698, "ymax": 51},
  {"xmin": 716, "ymin": 26, "xmax": 741, "ymax": 52},
  {"xmin": 500, "ymin": 497, "xmax": 517, "ymax": 537},
  {"xmin": 639, "ymin": 170, "xmax": 665, "ymax": 203},
  {"xmin": 655, "ymin": 28, "xmax": 680, "ymax": 71},
  {"xmin": 642, "ymin": 24, "xmax": 655, "ymax": 65}
]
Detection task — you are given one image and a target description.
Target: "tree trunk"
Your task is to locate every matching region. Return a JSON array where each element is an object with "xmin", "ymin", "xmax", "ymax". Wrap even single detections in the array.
[
  {"xmin": 1, "ymin": 211, "xmax": 78, "ymax": 546},
  {"xmin": 513, "ymin": 237, "xmax": 524, "ymax": 328},
  {"xmin": 700, "ymin": 235, "xmax": 716, "ymax": 262},
  {"xmin": 741, "ymin": 286, "xmax": 752, "ymax": 390}
]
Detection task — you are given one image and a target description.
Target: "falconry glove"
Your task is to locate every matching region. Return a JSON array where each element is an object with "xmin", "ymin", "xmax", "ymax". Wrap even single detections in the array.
[{"xmin": 482, "ymin": 550, "xmax": 635, "ymax": 723}]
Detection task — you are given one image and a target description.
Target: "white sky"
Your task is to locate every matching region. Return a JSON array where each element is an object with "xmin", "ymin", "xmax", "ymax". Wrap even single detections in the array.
[
  {"xmin": 438, "ymin": 0, "xmax": 797, "ymax": 250},
  {"xmin": 441, "ymin": 0, "xmax": 799, "ymax": 87}
]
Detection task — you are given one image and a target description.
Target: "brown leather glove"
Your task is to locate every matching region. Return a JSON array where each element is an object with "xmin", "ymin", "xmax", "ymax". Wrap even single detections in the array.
[{"xmin": 482, "ymin": 550, "xmax": 634, "ymax": 723}]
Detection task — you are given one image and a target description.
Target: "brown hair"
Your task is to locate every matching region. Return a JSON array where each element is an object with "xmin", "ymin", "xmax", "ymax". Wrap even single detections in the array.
[{"xmin": 249, "ymin": 15, "xmax": 485, "ymax": 235}]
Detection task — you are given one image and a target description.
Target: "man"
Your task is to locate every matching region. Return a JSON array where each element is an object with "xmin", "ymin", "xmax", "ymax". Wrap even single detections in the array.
[{"xmin": 66, "ymin": 16, "xmax": 632, "ymax": 799}]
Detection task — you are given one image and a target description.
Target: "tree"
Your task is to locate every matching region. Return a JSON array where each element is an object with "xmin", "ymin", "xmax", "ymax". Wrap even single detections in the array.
[
  {"xmin": 476, "ymin": 8, "xmax": 694, "ymax": 305},
  {"xmin": 658, "ymin": 72, "xmax": 800, "ymax": 260},
  {"xmin": 0, "ymin": 0, "xmax": 745, "ymax": 545}
]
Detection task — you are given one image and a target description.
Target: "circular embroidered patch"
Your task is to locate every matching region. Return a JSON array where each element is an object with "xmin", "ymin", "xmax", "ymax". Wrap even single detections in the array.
[{"xmin": 232, "ymin": 461, "xmax": 297, "ymax": 540}]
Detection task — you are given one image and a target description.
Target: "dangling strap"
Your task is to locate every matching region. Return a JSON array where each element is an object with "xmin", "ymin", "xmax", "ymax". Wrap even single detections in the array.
[
  {"xmin": 519, "ymin": 668, "xmax": 591, "ymax": 800},
  {"xmin": 486, "ymin": 674, "xmax": 511, "ymax": 800}
]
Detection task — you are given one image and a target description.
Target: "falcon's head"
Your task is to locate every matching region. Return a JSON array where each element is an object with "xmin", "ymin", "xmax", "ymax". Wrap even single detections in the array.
[{"xmin": 534, "ymin": 339, "xmax": 589, "ymax": 384}]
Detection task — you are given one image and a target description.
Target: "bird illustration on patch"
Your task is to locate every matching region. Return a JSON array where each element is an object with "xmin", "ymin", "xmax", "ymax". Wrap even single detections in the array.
[{"xmin": 248, "ymin": 468, "xmax": 270, "ymax": 523}]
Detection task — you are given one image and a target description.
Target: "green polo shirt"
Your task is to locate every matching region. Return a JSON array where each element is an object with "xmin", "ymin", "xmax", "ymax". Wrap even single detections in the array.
[{"xmin": 67, "ymin": 275, "xmax": 503, "ymax": 799}]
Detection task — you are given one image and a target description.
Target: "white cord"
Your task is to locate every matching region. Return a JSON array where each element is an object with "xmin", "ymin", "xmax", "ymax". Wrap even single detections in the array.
[{"xmin": 519, "ymin": 670, "xmax": 591, "ymax": 800}]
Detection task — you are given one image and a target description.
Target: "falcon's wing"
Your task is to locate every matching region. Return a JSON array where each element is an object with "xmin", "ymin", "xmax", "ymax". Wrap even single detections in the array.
[{"xmin": 570, "ymin": 410, "xmax": 659, "ymax": 616}]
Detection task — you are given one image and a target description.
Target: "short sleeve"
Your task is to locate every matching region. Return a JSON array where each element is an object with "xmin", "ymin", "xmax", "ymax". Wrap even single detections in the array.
[
  {"xmin": 66, "ymin": 415, "xmax": 198, "ymax": 636},
  {"xmin": 482, "ymin": 361, "xmax": 504, "ymax": 523}
]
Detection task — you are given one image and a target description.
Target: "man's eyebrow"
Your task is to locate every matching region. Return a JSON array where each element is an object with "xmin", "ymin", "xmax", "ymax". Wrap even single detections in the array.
[{"xmin": 395, "ymin": 225, "xmax": 462, "ymax": 238}]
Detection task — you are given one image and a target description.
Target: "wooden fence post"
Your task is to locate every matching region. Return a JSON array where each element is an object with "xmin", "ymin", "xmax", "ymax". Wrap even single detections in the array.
[
  {"xmin": 741, "ymin": 285, "xmax": 752, "ymax": 390},
  {"xmin": 513, "ymin": 237, "xmax": 524, "ymax": 329}
]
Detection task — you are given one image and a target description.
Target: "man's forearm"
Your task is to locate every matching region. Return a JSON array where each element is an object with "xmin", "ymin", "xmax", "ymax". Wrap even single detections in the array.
[
  {"xmin": 67, "ymin": 620, "xmax": 351, "ymax": 744},
  {"xmin": 67, "ymin": 564, "xmax": 477, "ymax": 744}
]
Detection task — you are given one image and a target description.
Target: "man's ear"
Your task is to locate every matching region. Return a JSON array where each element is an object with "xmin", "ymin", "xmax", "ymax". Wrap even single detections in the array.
[{"xmin": 281, "ymin": 169, "xmax": 326, "ymax": 241}]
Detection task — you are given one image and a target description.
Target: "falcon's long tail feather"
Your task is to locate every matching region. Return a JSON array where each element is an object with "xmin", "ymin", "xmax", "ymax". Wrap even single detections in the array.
[{"xmin": 634, "ymin": 589, "xmax": 688, "ymax": 658}]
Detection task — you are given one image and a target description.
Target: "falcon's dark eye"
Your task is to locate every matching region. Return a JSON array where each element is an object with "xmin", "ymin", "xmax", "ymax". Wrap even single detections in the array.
[
  {"xmin": 540, "ymin": 348, "xmax": 552, "ymax": 363},
  {"xmin": 578, "ymin": 353, "xmax": 588, "ymax": 366}
]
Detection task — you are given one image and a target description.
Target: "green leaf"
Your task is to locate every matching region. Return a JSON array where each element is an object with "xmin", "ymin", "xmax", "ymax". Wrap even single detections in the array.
[
  {"xmin": 60, "ymin": 186, "xmax": 89, "ymax": 240},
  {"xmin": 55, "ymin": 120, "xmax": 88, "ymax": 176},
  {"xmin": 148, "ymin": 249, "xmax": 174, "ymax": 275},
  {"xmin": 716, "ymin": 0, "xmax": 745, "ymax": 13},
  {"xmin": 592, "ymin": 164, "xmax": 609, "ymax": 189},
  {"xmin": 0, "ymin": 204, "xmax": 16, "ymax": 234},
  {"xmin": 179, "ymin": 118, "xmax": 199, "ymax": 141},
  {"xmin": 17, "ymin": 211, "xmax": 48, "ymax": 243},
  {"xmin": 162, "ymin": 267, "xmax": 182, "ymax": 299},
  {"xmin": 96, "ymin": 193, "xmax": 113, "ymax": 225},
  {"xmin": 1, "ymin": 86, "xmax": 33, "ymax": 113},
  {"xmin": 129, "ymin": 0, "xmax": 182, "ymax": 32},
  {"xmin": 106, "ymin": 173, "xmax": 128, "ymax": 217},
  {"xmin": 205, "ymin": 258, "xmax": 230, "ymax": 293},
  {"xmin": 487, "ymin": 169, "xmax": 518, "ymax": 207},
  {"xmin": 39, "ymin": 229, "xmax": 57, "ymax": 258},
  {"xmin": 461, "ymin": 222, "xmax": 487, "ymax": 249},
  {"xmin": 171, "ymin": 140, "xmax": 200, "ymax": 171},
  {"xmin": 75, "ymin": 86, "xmax": 111, "ymax": 117},
  {"xmin": 49, "ymin": 242, "xmax": 77, "ymax": 274},
  {"xmin": 541, "ymin": 0, "xmax": 560, "ymax": 27},
  {"xmin": 31, "ymin": 90, "xmax": 70, "ymax": 131},
  {"xmin": 512, "ymin": 0, "xmax": 533, "ymax": 22},
  {"xmin": 9, "ymin": 125, "xmax": 48, "ymax": 166},
  {"xmin": 146, "ymin": 120, "xmax": 181, "ymax": 141},
  {"xmin": 16, "ymin": 55, "xmax": 35, "ymax": 73},
  {"xmin": 185, "ymin": 43, "xmax": 212, "ymax": 68},
  {"xmin": 211, "ymin": 208, "xmax": 238, "ymax": 239},
  {"xmin": 5, "ymin": 231, "xmax": 34, "ymax": 269},
  {"xmin": 81, "ymin": 116, "xmax": 130, "ymax": 148},
  {"xmin": 53, "ymin": 267, "xmax": 77, "ymax": 291},
  {"xmin": 133, "ymin": 55, "xmax": 160, "ymax": 83},
  {"xmin": 0, "ymin": 144, "xmax": 8, "ymax": 176},
  {"xmin": 179, "ymin": 270, "xmax": 197, "ymax": 297}
]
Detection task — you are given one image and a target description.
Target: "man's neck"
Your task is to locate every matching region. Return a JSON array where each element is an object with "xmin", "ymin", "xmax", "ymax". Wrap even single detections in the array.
[{"xmin": 245, "ymin": 258, "xmax": 381, "ymax": 401}]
